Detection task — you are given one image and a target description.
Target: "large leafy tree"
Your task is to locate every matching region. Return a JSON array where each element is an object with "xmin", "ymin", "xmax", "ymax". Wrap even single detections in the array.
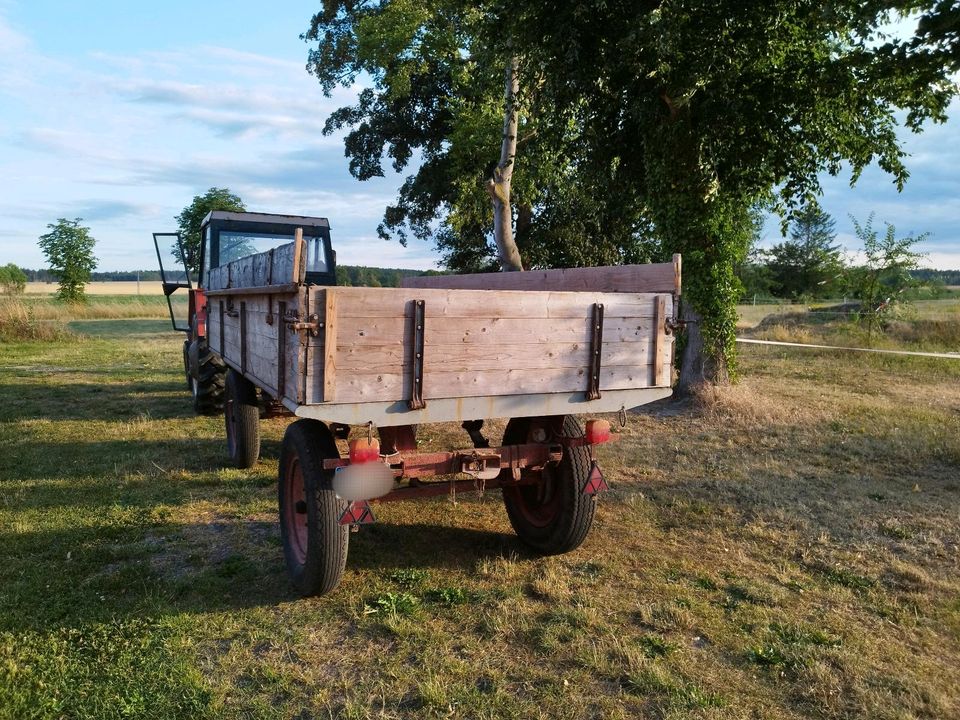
[
  {"xmin": 767, "ymin": 205, "xmax": 844, "ymax": 300},
  {"xmin": 304, "ymin": 1, "xmax": 655, "ymax": 273},
  {"xmin": 305, "ymin": 1, "xmax": 957, "ymax": 391},
  {"xmin": 37, "ymin": 219, "xmax": 98, "ymax": 303},
  {"xmin": 175, "ymin": 188, "xmax": 246, "ymax": 275}
]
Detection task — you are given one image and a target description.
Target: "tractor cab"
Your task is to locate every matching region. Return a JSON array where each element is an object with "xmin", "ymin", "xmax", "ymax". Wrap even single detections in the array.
[{"xmin": 197, "ymin": 211, "xmax": 336, "ymax": 289}]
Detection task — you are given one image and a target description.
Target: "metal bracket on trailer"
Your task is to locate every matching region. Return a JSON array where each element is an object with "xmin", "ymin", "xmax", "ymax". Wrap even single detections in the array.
[
  {"xmin": 586, "ymin": 302, "xmax": 604, "ymax": 400},
  {"xmin": 408, "ymin": 299, "xmax": 426, "ymax": 410}
]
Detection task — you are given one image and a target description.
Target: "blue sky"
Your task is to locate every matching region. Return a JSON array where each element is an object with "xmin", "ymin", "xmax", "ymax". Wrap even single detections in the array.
[{"xmin": 0, "ymin": 2, "xmax": 958, "ymax": 272}]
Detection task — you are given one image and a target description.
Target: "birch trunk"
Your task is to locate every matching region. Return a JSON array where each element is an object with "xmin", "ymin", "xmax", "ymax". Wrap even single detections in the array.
[{"xmin": 487, "ymin": 54, "xmax": 524, "ymax": 272}]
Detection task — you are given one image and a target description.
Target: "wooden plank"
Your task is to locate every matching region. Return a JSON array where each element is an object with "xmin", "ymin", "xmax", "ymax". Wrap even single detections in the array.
[
  {"xmin": 401, "ymin": 262, "xmax": 678, "ymax": 294},
  {"xmin": 334, "ymin": 364, "xmax": 668, "ymax": 404},
  {"xmin": 277, "ymin": 300, "xmax": 287, "ymax": 400},
  {"xmin": 653, "ymin": 295, "xmax": 665, "ymax": 387},
  {"xmin": 331, "ymin": 286, "xmax": 671, "ymax": 320},
  {"xmin": 295, "ymin": 285, "xmax": 308, "ymax": 404},
  {"xmin": 333, "ymin": 315, "xmax": 662, "ymax": 347},
  {"xmin": 672, "ymin": 254, "xmax": 682, "ymax": 297},
  {"xmin": 240, "ymin": 301, "xmax": 248, "ymax": 374},
  {"xmin": 323, "ymin": 289, "xmax": 337, "ymax": 402},
  {"xmin": 292, "ymin": 227, "xmax": 304, "ymax": 284},
  {"xmin": 205, "ymin": 283, "xmax": 298, "ymax": 298},
  {"xmin": 335, "ymin": 339, "xmax": 671, "ymax": 373}
]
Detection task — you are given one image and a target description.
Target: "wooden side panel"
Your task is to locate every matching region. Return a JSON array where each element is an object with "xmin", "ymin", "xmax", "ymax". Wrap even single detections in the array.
[
  {"xmin": 205, "ymin": 243, "xmax": 298, "ymax": 291},
  {"xmin": 309, "ymin": 286, "xmax": 674, "ymax": 405},
  {"xmin": 211, "ymin": 291, "xmax": 305, "ymax": 403},
  {"xmin": 401, "ymin": 262, "xmax": 679, "ymax": 295}
]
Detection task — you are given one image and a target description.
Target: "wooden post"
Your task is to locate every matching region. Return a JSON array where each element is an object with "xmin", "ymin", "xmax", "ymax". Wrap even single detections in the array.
[
  {"xmin": 653, "ymin": 295, "xmax": 666, "ymax": 386},
  {"xmin": 323, "ymin": 289, "xmax": 338, "ymax": 402},
  {"xmin": 292, "ymin": 227, "xmax": 304, "ymax": 284}
]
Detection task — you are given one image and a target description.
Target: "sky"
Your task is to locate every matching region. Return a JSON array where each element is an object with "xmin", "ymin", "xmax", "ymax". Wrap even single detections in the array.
[{"xmin": 0, "ymin": 2, "xmax": 958, "ymax": 272}]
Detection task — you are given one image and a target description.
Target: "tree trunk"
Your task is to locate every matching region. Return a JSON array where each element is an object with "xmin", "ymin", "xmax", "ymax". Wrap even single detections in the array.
[
  {"xmin": 486, "ymin": 54, "xmax": 524, "ymax": 272},
  {"xmin": 675, "ymin": 304, "xmax": 730, "ymax": 397}
]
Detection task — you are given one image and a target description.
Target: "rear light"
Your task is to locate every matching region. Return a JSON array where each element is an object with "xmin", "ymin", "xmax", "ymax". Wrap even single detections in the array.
[
  {"xmin": 348, "ymin": 437, "xmax": 380, "ymax": 463},
  {"xmin": 585, "ymin": 419, "xmax": 611, "ymax": 445}
]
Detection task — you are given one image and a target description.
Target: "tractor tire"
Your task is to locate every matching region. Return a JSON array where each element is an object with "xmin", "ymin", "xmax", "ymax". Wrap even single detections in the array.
[
  {"xmin": 278, "ymin": 419, "xmax": 349, "ymax": 596},
  {"xmin": 182, "ymin": 339, "xmax": 192, "ymax": 391},
  {"xmin": 224, "ymin": 369, "xmax": 260, "ymax": 468},
  {"xmin": 191, "ymin": 342, "xmax": 225, "ymax": 416},
  {"xmin": 501, "ymin": 415, "xmax": 596, "ymax": 555}
]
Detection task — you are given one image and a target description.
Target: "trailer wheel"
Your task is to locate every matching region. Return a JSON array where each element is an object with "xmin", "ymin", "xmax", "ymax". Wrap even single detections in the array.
[
  {"xmin": 191, "ymin": 342, "xmax": 225, "ymax": 416},
  {"xmin": 224, "ymin": 369, "xmax": 260, "ymax": 468},
  {"xmin": 501, "ymin": 415, "xmax": 596, "ymax": 554},
  {"xmin": 278, "ymin": 420, "xmax": 349, "ymax": 596}
]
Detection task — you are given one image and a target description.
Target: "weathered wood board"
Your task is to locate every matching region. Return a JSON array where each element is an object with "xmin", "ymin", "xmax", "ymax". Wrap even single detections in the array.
[
  {"xmin": 307, "ymin": 286, "xmax": 674, "ymax": 405},
  {"xmin": 402, "ymin": 255, "xmax": 681, "ymax": 296}
]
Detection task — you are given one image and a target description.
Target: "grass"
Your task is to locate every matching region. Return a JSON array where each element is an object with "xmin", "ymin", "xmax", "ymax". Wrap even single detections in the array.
[{"xmin": 1, "ymin": 309, "xmax": 959, "ymax": 718}]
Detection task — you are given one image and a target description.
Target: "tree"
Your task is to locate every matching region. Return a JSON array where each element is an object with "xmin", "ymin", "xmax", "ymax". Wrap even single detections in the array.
[
  {"xmin": 766, "ymin": 206, "xmax": 844, "ymax": 300},
  {"xmin": 305, "ymin": 2, "xmax": 655, "ymax": 274},
  {"xmin": 305, "ymin": 1, "xmax": 957, "ymax": 392},
  {"xmin": 846, "ymin": 213, "xmax": 928, "ymax": 341},
  {"xmin": 0, "ymin": 263, "xmax": 27, "ymax": 296},
  {"xmin": 37, "ymin": 219, "xmax": 97, "ymax": 302},
  {"xmin": 175, "ymin": 188, "xmax": 246, "ymax": 274}
]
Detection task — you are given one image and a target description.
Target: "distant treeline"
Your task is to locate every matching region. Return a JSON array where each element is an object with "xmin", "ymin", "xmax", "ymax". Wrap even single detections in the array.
[
  {"xmin": 911, "ymin": 269, "xmax": 960, "ymax": 286},
  {"xmin": 19, "ymin": 266, "xmax": 443, "ymax": 287}
]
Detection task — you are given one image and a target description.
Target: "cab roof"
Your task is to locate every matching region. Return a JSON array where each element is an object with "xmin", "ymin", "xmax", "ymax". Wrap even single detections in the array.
[{"xmin": 201, "ymin": 210, "xmax": 330, "ymax": 228}]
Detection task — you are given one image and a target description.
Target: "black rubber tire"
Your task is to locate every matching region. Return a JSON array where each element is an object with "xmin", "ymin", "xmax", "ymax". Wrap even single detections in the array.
[
  {"xmin": 182, "ymin": 339, "xmax": 192, "ymax": 391},
  {"xmin": 501, "ymin": 415, "xmax": 596, "ymax": 554},
  {"xmin": 191, "ymin": 342, "xmax": 226, "ymax": 416},
  {"xmin": 278, "ymin": 420, "xmax": 349, "ymax": 596},
  {"xmin": 225, "ymin": 369, "xmax": 261, "ymax": 468}
]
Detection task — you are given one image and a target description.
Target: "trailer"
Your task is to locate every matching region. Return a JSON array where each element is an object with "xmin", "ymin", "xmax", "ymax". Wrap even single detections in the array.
[{"xmin": 155, "ymin": 211, "xmax": 680, "ymax": 595}]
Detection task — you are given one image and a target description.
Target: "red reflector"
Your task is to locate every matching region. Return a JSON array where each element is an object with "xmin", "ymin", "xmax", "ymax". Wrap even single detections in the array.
[
  {"xmin": 348, "ymin": 438, "xmax": 380, "ymax": 463},
  {"xmin": 585, "ymin": 419, "xmax": 611, "ymax": 445},
  {"xmin": 584, "ymin": 461, "xmax": 609, "ymax": 495},
  {"xmin": 338, "ymin": 500, "xmax": 376, "ymax": 526}
]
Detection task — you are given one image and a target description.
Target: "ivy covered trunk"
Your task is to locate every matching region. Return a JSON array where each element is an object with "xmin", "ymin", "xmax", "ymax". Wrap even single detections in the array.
[{"xmin": 645, "ymin": 108, "xmax": 751, "ymax": 395}]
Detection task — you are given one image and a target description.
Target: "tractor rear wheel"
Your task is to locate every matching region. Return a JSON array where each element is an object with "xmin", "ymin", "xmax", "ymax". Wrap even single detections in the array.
[
  {"xmin": 225, "ymin": 369, "xmax": 260, "ymax": 468},
  {"xmin": 182, "ymin": 339, "xmax": 192, "ymax": 391},
  {"xmin": 191, "ymin": 341, "xmax": 225, "ymax": 416},
  {"xmin": 501, "ymin": 415, "xmax": 596, "ymax": 554},
  {"xmin": 278, "ymin": 420, "xmax": 349, "ymax": 596}
]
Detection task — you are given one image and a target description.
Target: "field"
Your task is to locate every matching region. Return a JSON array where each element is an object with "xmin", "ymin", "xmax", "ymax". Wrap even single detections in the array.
[
  {"xmin": 1, "ymin": 301, "xmax": 959, "ymax": 719},
  {"xmin": 25, "ymin": 281, "xmax": 166, "ymax": 296}
]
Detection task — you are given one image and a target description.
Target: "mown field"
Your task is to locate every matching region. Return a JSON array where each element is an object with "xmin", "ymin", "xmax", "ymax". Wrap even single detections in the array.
[
  {"xmin": 1, "ymin": 303, "xmax": 959, "ymax": 719},
  {"xmin": 24, "ymin": 282, "xmax": 166, "ymax": 296}
]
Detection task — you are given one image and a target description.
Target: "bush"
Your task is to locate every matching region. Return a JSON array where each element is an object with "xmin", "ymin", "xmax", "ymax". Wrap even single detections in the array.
[
  {"xmin": 0, "ymin": 299, "xmax": 72, "ymax": 342},
  {"xmin": 0, "ymin": 263, "xmax": 26, "ymax": 296}
]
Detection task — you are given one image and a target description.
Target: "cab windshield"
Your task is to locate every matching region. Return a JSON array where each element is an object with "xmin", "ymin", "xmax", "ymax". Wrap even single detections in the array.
[{"xmin": 219, "ymin": 231, "xmax": 327, "ymax": 273}]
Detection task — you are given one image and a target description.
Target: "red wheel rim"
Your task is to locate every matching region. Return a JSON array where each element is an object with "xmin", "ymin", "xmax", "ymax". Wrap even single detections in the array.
[
  {"xmin": 283, "ymin": 455, "xmax": 308, "ymax": 565},
  {"xmin": 508, "ymin": 463, "xmax": 563, "ymax": 528}
]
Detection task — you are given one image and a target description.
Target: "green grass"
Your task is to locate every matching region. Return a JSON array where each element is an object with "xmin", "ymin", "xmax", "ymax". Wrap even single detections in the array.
[{"xmin": 2, "ymin": 317, "xmax": 960, "ymax": 718}]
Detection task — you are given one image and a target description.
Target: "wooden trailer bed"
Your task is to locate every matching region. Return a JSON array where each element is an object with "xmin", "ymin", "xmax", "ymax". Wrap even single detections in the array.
[{"xmin": 204, "ymin": 240, "xmax": 680, "ymax": 427}]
